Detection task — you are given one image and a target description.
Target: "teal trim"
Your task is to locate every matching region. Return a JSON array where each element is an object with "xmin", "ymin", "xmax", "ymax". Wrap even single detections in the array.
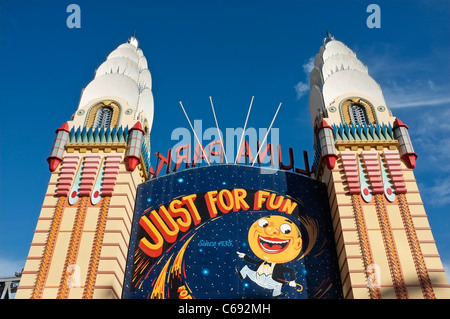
[
  {"xmin": 141, "ymin": 139, "xmax": 152, "ymax": 176},
  {"xmin": 68, "ymin": 125, "xmax": 129, "ymax": 144},
  {"xmin": 332, "ymin": 122, "xmax": 395, "ymax": 142}
]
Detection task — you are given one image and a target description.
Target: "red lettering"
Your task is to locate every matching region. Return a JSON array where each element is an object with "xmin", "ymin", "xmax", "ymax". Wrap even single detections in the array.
[
  {"xmin": 154, "ymin": 149, "xmax": 172, "ymax": 177},
  {"xmin": 192, "ymin": 143, "xmax": 209, "ymax": 167},
  {"xmin": 173, "ymin": 144, "xmax": 190, "ymax": 172},
  {"xmin": 257, "ymin": 142, "xmax": 275, "ymax": 167},
  {"xmin": 295, "ymin": 150, "xmax": 311, "ymax": 176},
  {"xmin": 208, "ymin": 140, "xmax": 224, "ymax": 163},
  {"xmin": 278, "ymin": 145, "xmax": 294, "ymax": 170},
  {"xmin": 235, "ymin": 140, "xmax": 253, "ymax": 164}
]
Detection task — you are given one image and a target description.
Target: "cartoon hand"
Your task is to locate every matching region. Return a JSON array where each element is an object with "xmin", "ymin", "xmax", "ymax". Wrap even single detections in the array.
[
  {"xmin": 236, "ymin": 251, "xmax": 246, "ymax": 258},
  {"xmin": 289, "ymin": 281, "xmax": 296, "ymax": 287}
]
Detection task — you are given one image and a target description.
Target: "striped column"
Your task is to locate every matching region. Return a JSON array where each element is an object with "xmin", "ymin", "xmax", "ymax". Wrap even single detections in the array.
[
  {"xmin": 340, "ymin": 151, "xmax": 361, "ymax": 194},
  {"xmin": 361, "ymin": 151, "xmax": 409, "ymax": 299},
  {"xmin": 83, "ymin": 196, "xmax": 112, "ymax": 299},
  {"xmin": 102, "ymin": 154, "xmax": 123, "ymax": 196},
  {"xmin": 57, "ymin": 197, "xmax": 89, "ymax": 299},
  {"xmin": 351, "ymin": 194, "xmax": 381, "ymax": 299},
  {"xmin": 382, "ymin": 150, "xmax": 407, "ymax": 194},
  {"xmin": 360, "ymin": 151, "xmax": 384, "ymax": 194},
  {"xmin": 339, "ymin": 151, "xmax": 380, "ymax": 298},
  {"xmin": 398, "ymin": 194, "xmax": 436, "ymax": 299},
  {"xmin": 82, "ymin": 153, "xmax": 123, "ymax": 298},
  {"xmin": 30, "ymin": 196, "xmax": 66, "ymax": 299},
  {"xmin": 56, "ymin": 154, "xmax": 102, "ymax": 298},
  {"xmin": 56, "ymin": 154, "xmax": 81, "ymax": 196},
  {"xmin": 78, "ymin": 154, "xmax": 102, "ymax": 197}
]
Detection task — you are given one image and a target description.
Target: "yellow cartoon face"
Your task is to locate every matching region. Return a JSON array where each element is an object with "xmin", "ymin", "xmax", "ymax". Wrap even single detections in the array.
[{"xmin": 248, "ymin": 215, "xmax": 303, "ymax": 263}]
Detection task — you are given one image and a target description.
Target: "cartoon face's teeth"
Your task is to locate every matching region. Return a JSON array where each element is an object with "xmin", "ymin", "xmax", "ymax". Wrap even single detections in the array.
[
  {"xmin": 258, "ymin": 236, "xmax": 290, "ymax": 253},
  {"xmin": 260, "ymin": 238, "xmax": 289, "ymax": 245}
]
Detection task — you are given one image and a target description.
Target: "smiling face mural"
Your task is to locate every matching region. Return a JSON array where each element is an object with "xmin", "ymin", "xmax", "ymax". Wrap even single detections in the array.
[
  {"xmin": 236, "ymin": 215, "xmax": 304, "ymax": 298},
  {"xmin": 122, "ymin": 165, "xmax": 343, "ymax": 299},
  {"xmin": 248, "ymin": 215, "xmax": 303, "ymax": 263}
]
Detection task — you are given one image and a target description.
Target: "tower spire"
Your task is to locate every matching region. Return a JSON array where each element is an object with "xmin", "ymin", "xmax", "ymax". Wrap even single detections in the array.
[
  {"xmin": 128, "ymin": 33, "xmax": 139, "ymax": 48},
  {"xmin": 324, "ymin": 28, "xmax": 334, "ymax": 45}
]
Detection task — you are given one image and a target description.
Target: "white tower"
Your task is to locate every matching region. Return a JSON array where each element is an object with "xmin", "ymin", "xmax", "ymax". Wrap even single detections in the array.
[
  {"xmin": 309, "ymin": 33, "xmax": 450, "ymax": 299},
  {"xmin": 309, "ymin": 33, "xmax": 392, "ymax": 129},
  {"xmin": 17, "ymin": 37, "xmax": 155, "ymax": 299}
]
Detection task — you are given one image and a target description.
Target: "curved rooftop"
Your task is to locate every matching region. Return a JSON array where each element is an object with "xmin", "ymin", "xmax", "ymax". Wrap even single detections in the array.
[
  {"xmin": 77, "ymin": 36, "xmax": 154, "ymax": 126},
  {"xmin": 308, "ymin": 35, "xmax": 386, "ymax": 124}
]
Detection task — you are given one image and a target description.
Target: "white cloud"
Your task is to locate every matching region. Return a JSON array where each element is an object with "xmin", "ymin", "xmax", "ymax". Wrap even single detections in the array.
[
  {"xmin": 294, "ymin": 56, "xmax": 315, "ymax": 100},
  {"xmin": 410, "ymin": 107, "xmax": 450, "ymax": 172},
  {"xmin": 421, "ymin": 178, "xmax": 450, "ymax": 207},
  {"xmin": 294, "ymin": 81, "xmax": 309, "ymax": 99},
  {"xmin": 302, "ymin": 56, "xmax": 315, "ymax": 74},
  {"xmin": 389, "ymin": 96, "xmax": 450, "ymax": 109},
  {"xmin": 408, "ymin": 106, "xmax": 450, "ymax": 208},
  {"xmin": 383, "ymin": 80, "xmax": 450, "ymax": 109},
  {"xmin": 360, "ymin": 45, "xmax": 450, "ymax": 110}
]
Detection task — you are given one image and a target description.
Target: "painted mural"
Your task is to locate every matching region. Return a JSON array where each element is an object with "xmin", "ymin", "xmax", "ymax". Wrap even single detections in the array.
[{"xmin": 123, "ymin": 165, "xmax": 343, "ymax": 299}]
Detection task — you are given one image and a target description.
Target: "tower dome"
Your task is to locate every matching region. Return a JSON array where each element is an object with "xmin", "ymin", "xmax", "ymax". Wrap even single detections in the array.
[
  {"xmin": 308, "ymin": 34, "xmax": 388, "ymax": 126},
  {"xmin": 77, "ymin": 36, "xmax": 154, "ymax": 128}
]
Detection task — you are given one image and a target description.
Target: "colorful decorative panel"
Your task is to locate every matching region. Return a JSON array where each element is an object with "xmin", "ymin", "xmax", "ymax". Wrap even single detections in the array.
[{"xmin": 123, "ymin": 165, "xmax": 343, "ymax": 299}]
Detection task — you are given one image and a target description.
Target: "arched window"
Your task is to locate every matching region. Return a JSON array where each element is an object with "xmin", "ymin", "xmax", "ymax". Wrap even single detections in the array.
[
  {"xmin": 349, "ymin": 103, "xmax": 369, "ymax": 126},
  {"xmin": 340, "ymin": 98, "xmax": 376, "ymax": 126},
  {"xmin": 85, "ymin": 101, "xmax": 121, "ymax": 129},
  {"xmin": 94, "ymin": 106, "xmax": 113, "ymax": 128}
]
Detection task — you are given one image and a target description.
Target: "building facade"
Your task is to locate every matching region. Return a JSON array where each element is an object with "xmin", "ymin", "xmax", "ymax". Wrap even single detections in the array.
[
  {"xmin": 309, "ymin": 33, "xmax": 450, "ymax": 298},
  {"xmin": 16, "ymin": 35, "xmax": 450, "ymax": 299},
  {"xmin": 16, "ymin": 37, "xmax": 154, "ymax": 299}
]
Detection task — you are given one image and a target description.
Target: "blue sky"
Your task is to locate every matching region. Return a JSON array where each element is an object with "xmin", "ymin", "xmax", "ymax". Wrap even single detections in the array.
[{"xmin": 1, "ymin": 0, "xmax": 449, "ymax": 285}]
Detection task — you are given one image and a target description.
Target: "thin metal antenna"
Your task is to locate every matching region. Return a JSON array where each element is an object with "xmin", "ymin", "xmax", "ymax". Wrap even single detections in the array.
[
  {"xmin": 209, "ymin": 96, "xmax": 228, "ymax": 164},
  {"xmin": 251, "ymin": 102, "xmax": 282, "ymax": 166},
  {"xmin": 235, "ymin": 96, "xmax": 254, "ymax": 164},
  {"xmin": 179, "ymin": 101, "xmax": 211, "ymax": 165}
]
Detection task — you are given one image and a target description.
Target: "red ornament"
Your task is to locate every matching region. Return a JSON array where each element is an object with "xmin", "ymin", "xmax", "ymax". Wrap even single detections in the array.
[{"xmin": 125, "ymin": 122, "xmax": 145, "ymax": 172}]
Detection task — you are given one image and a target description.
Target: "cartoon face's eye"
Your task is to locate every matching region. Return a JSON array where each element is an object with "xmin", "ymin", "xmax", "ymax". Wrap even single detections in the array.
[
  {"xmin": 280, "ymin": 223, "xmax": 292, "ymax": 234},
  {"xmin": 258, "ymin": 218, "xmax": 269, "ymax": 228}
]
